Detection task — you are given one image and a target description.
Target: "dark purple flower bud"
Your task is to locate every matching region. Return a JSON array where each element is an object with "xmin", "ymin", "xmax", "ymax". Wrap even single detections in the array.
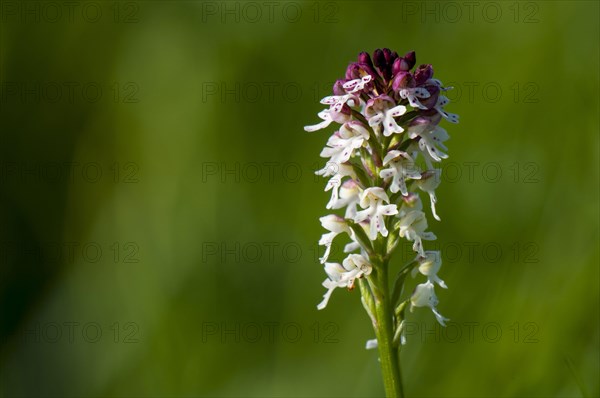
[
  {"xmin": 392, "ymin": 72, "xmax": 415, "ymax": 92},
  {"xmin": 357, "ymin": 63, "xmax": 379, "ymax": 81},
  {"xmin": 345, "ymin": 62, "xmax": 378, "ymax": 87},
  {"xmin": 333, "ymin": 79, "xmax": 346, "ymax": 96},
  {"xmin": 372, "ymin": 49, "xmax": 391, "ymax": 81},
  {"xmin": 373, "ymin": 49, "xmax": 386, "ymax": 70},
  {"xmin": 358, "ymin": 51, "xmax": 375, "ymax": 70},
  {"xmin": 392, "ymin": 58, "xmax": 403, "ymax": 76},
  {"xmin": 403, "ymin": 51, "xmax": 416, "ymax": 70},
  {"xmin": 374, "ymin": 48, "xmax": 393, "ymax": 81},
  {"xmin": 414, "ymin": 64, "xmax": 434, "ymax": 86},
  {"xmin": 400, "ymin": 59, "xmax": 411, "ymax": 72},
  {"xmin": 395, "ymin": 51, "xmax": 417, "ymax": 74},
  {"xmin": 345, "ymin": 63, "xmax": 361, "ymax": 80},
  {"xmin": 383, "ymin": 48, "xmax": 393, "ymax": 64}
]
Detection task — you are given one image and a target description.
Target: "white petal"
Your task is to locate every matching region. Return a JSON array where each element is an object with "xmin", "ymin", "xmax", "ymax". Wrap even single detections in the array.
[
  {"xmin": 383, "ymin": 150, "xmax": 402, "ymax": 165},
  {"xmin": 388, "ymin": 104, "xmax": 408, "ymax": 117},
  {"xmin": 304, "ymin": 119, "xmax": 332, "ymax": 132},
  {"xmin": 317, "ymin": 287, "xmax": 335, "ymax": 310},
  {"xmin": 414, "ymin": 87, "xmax": 431, "ymax": 98},
  {"xmin": 432, "ymin": 308, "xmax": 449, "ymax": 326},
  {"xmin": 365, "ymin": 339, "xmax": 378, "ymax": 350}
]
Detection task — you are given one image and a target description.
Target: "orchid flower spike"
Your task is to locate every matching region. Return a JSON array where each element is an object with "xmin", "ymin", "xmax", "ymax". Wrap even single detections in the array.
[{"xmin": 305, "ymin": 49, "xmax": 459, "ymax": 375}]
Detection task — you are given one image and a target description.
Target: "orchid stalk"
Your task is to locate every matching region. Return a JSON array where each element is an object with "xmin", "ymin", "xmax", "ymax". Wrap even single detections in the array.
[{"xmin": 305, "ymin": 49, "xmax": 459, "ymax": 398}]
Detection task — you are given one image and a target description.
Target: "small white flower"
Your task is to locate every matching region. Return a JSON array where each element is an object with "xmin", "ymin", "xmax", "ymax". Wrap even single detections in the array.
[
  {"xmin": 322, "ymin": 164, "xmax": 356, "ymax": 210},
  {"xmin": 317, "ymin": 254, "xmax": 372, "ymax": 310},
  {"xmin": 416, "ymin": 169, "xmax": 442, "ymax": 221},
  {"xmin": 365, "ymin": 96, "xmax": 407, "ymax": 136},
  {"xmin": 304, "ymin": 109, "xmax": 335, "ymax": 132},
  {"xmin": 397, "ymin": 210, "xmax": 436, "ymax": 256},
  {"xmin": 342, "ymin": 75, "xmax": 372, "ymax": 93},
  {"xmin": 343, "ymin": 238, "xmax": 361, "ymax": 254},
  {"xmin": 354, "ymin": 187, "xmax": 398, "ymax": 240},
  {"xmin": 408, "ymin": 123, "xmax": 449, "ymax": 169},
  {"xmin": 330, "ymin": 179, "xmax": 361, "ymax": 219},
  {"xmin": 318, "ymin": 215, "xmax": 350, "ymax": 264},
  {"xmin": 428, "ymin": 78, "xmax": 453, "ymax": 92},
  {"xmin": 410, "ymin": 280, "xmax": 449, "ymax": 326},
  {"xmin": 398, "ymin": 192, "xmax": 423, "ymax": 217},
  {"xmin": 304, "ymin": 108, "xmax": 351, "ymax": 132},
  {"xmin": 433, "ymin": 95, "xmax": 459, "ymax": 124},
  {"xmin": 411, "ymin": 251, "xmax": 447, "ymax": 288},
  {"xmin": 380, "ymin": 150, "xmax": 421, "ymax": 196},
  {"xmin": 319, "ymin": 122, "xmax": 370, "ymax": 165},
  {"xmin": 320, "ymin": 93, "xmax": 361, "ymax": 113},
  {"xmin": 399, "ymin": 86, "xmax": 431, "ymax": 110}
]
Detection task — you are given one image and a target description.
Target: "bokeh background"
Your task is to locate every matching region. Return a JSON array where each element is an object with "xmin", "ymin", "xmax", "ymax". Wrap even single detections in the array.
[{"xmin": 0, "ymin": 1, "xmax": 598, "ymax": 397}]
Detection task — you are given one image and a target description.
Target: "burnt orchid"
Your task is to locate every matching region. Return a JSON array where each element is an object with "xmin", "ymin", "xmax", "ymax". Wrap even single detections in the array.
[{"xmin": 305, "ymin": 49, "xmax": 459, "ymax": 398}]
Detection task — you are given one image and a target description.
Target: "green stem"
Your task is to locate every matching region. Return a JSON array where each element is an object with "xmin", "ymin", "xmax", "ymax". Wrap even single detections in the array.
[{"xmin": 370, "ymin": 263, "xmax": 404, "ymax": 398}]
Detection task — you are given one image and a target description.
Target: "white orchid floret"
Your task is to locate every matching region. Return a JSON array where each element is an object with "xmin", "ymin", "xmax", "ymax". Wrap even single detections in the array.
[
  {"xmin": 433, "ymin": 95, "xmax": 459, "ymax": 124},
  {"xmin": 320, "ymin": 93, "xmax": 362, "ymax": 113},
  {"xmin": 380, "ymin": 150, "xmax": 421, "ymax": 196},
  {"xmin": 330, "ymin": 179, "xmax": 361, "ymax": 219},
  {"xmin": 428, "ymin": 78, "xmax": 454, "ymax": 92},
  {"xmin": 315, "ymin": 160, "xmax": 350, "ymax": 179},
  {"xmin": 398, "ymin": 192, "xmax": 423, "ymax": 217},
  {"xmin": 317, "ymin": 263, "xmax": 346, "ymax": 310},
  {"xmin": 410, "ymin": 280, "xmax": 449, "ymax": 326},
  {"xmin": 354, "ymin": 187, "xmax": 399, "ymax": 240},
  {"xmin": 416, "ymin": 169, "xmax": 442, "ymax": 221},
  {"xmin": 304, "ymin": 108, "xmax": 351, "ymax": 132},
  {"xmin": 411, "ymin": 251, "xmax": 447, "ymax": 288},
  {"xmin": 365, "ymin": 95, "xmax": 407, "ymax": 136},
  {"xmin": 319, "ymin": 121, "xmax": 370, "ymax": 165},
  {"xmin": 321, "ymin": 164, "xmax": 356, "ymax": 209},
  {"xmin": 318, "ymin": 214, "xmax": 350, "ymax": 264},
  {"xmin": 304, "ymin": 109, "xmax": 334, "ymax": 132},
  {"xmin": 344, "ymin": 238, "xmax": 361, "ymax": 254},
  {"xmin": 408, "ymin": 123, "xmax": 449, "ymax": 169},
  {"xmin": 397, "ymin": 210, "xmax": 436, "ymax": 256},
  {"xmin": 399, "ymin": 86, "xmax": 430, "ymax": 110},
  {"xmin": 317, "ymin": 254, "xmax": 372, "ymax": 310},
  {"xmin": 342, "ymin": 75, "xmax": 372, "ymax": 93}
]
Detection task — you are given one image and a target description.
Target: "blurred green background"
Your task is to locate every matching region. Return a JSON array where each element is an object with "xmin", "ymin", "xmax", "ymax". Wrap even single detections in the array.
[{"xmin": 0, "ymin": 1, "xmax": 598, "ymax": 397}]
